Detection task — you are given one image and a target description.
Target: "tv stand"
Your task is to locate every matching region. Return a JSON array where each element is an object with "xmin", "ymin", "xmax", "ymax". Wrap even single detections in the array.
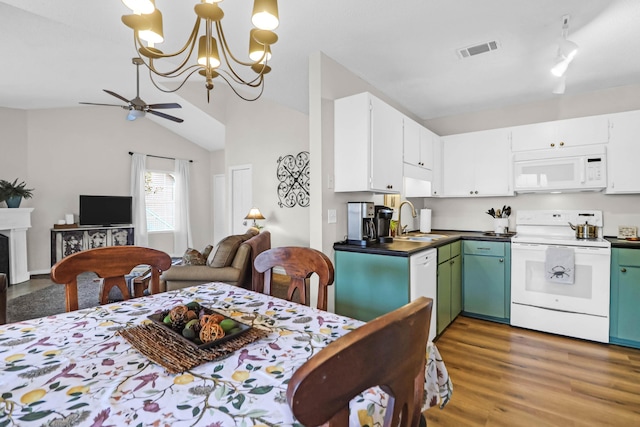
[{"xmin": 50, "ymin": 225, "xmax": 134, "ymax": 266}]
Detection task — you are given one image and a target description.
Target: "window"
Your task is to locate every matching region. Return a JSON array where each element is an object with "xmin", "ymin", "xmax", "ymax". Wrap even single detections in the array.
[{"xmin": 145, "ymin": 171, "xmax": 175, "ymax": 232}]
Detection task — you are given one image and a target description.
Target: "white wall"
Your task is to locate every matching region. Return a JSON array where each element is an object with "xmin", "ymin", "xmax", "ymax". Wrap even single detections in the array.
[
  {"xmin": 223, "ymin": 95, "xmax": 310, "ymax": 249},
  {"xmin": 0, "ymin": 106, "xmax": 213, "ymax": 275}
]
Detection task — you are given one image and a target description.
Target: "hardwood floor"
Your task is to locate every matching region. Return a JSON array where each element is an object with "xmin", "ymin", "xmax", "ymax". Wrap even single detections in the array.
[{"xmin": 425, "ymin": 316, "xmax": 640, "ymax": 426}]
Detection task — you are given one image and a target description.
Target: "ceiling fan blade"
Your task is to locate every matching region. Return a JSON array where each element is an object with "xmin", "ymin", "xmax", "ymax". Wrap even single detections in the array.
[
  {"xmin": 148, "ymin": 109, "xmax": 184, "ymax": 123},
  {"xmin": 79, "ymin": 102, "xmax": 126, "ymax": 107},
  {"xmin": 104, "ymin": 89, "xmax": 131, "ymax": 104},
  {"xmin": 146, "ymin": 103, "xmax": 182, "ymax": 109}
]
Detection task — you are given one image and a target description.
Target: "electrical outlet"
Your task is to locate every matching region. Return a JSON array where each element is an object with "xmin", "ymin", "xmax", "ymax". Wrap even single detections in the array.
[{"xmin": 328, "ymin": 209, "xmax": 337, "ymax": 224}]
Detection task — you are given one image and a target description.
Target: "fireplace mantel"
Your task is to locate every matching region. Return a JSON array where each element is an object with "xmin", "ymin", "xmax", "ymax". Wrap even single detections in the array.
[{"xmin": 0, "ymin": 208, "xmax": 34, "ymax": 284}]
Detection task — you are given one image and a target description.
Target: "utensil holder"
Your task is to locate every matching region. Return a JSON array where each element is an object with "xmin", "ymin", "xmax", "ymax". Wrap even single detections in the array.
[{"xmin": 494, "ymin": 218, "xmax": 509, "ymax": 234}]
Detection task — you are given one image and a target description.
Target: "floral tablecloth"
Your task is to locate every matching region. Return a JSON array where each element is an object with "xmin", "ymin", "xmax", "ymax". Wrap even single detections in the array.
[{"xmin": 0, "ymin": 282, "xmax": 452, "ymax": 426}]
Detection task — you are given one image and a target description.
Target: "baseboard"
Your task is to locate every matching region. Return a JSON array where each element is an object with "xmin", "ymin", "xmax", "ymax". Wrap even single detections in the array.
[{"xmin": 30, "ymin": 269, "xmax": 51, "ymax": 277}]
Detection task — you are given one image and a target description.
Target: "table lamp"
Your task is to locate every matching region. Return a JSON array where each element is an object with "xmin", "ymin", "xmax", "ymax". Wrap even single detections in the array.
[{"xmin": 245, "ymin": 207, "xmax": 266, "ymax": 229}]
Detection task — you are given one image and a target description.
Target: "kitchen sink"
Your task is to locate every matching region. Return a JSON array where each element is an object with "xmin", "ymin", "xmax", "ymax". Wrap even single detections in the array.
[{"xmin": 395, "ymin": 233, "xmax": 448, "ymax": 242}]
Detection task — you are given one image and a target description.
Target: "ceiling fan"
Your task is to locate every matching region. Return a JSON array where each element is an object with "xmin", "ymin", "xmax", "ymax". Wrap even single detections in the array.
[{"xmin": 80, "ymin": 57, "xmax": 184, "ymax": 123}]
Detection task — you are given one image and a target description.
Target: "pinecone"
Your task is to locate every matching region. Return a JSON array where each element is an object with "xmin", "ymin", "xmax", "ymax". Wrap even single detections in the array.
[{"xmin": 169, "ymin": 305, "xmax": 189, "ymax": 330}]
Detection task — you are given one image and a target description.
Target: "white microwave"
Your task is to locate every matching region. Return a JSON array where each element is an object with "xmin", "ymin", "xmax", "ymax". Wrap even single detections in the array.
[{"xmin": 513, "ymin": 145, "xmax": 607, "ymax": 193}]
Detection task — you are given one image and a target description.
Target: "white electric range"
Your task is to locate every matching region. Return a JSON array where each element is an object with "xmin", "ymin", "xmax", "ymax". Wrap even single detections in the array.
[{"xmin": 510, "ymin": 210, "xmax": 611, "ymax": 343}]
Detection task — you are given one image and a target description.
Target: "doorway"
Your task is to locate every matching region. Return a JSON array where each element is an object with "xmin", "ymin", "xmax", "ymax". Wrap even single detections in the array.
[{"xmin": 229, "ymin": 165, "xmax": 253, "ymax": 235}]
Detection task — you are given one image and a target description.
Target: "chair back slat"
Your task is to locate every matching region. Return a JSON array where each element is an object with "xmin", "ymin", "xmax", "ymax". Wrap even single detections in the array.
[
  {"xmin": 51, "ymin": 246, "xmax": 172, "ymax": 312},
  {"xmin": 287, "ymin": 297, "xmax": 433, "ymax": 427},
  {"xmin": 254, "ymin": 247, "xmax": 334, "ymax": 310}
]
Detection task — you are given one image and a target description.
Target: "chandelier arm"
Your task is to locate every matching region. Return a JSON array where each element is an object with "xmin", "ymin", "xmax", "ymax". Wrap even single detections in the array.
[
  {"xmin": 147, "ymin": 67, "xmax": 204, "ymax": 94},
  {"xmin": 133, "ymin": 18, "xmax": 202, "ymax": 77},
  {"xmin": 217, "ymin": 69, "xmax": 265, "ymax": 88},
  {"xmin": 215, "ymin": 21, "xmax": 258, "ymax": 67},
  {"xmin": 216, "ymin": 73, "xmax": 265, "ymax": 102}
]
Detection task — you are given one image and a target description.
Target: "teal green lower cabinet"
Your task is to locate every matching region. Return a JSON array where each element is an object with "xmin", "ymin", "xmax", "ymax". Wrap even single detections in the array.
[
  {"xmin": 436, "ymin": 241, "xmax": 461, "ymax": 335},
  {"xmin": 610, "ymin": 248, "xmax": 640, "ymax": 349},
  {"xmin": 462, "ymin": 241, "xmax": 511, "ymax": 324},
  {"xmin": 334, "ymin": 251, "xmax": 409, "ymax": 321}
]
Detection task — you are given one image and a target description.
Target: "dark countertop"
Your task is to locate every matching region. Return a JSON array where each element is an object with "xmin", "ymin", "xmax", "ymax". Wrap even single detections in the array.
[
  {"xmin": 334, "ymin": 229, "xmax": 514, "ymax": 257},
  {"xmin": 605, "ymin": 236, "xmax": 640, "ymax": 249}
]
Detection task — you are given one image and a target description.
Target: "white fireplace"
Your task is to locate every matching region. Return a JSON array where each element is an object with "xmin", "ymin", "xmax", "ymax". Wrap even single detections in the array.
[{"xmin": 0, "ymin": 208, "xmax": 34, "ymax": 284}]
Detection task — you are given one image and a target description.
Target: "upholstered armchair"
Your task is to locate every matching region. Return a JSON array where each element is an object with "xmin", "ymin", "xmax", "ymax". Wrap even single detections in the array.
[{"xmin": 160, "ymin": 229, "xmax": 271, "ymax": 292}]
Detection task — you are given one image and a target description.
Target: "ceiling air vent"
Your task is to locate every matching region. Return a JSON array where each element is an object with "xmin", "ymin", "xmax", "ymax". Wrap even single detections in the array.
[{"xmin": 457, "ymin": 40, "xmax": 499, "ymax": 59}]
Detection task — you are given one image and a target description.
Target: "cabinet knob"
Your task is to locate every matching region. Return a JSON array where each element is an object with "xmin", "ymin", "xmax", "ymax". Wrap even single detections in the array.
[
  {"xmin": 550, "ymin": 143, "xmax": 555, "ymax": 147},
  {"xmin": 621, "ymin": 268, "xmax": 627, "ymax": 273},
  {"xmin": 559, "ymin": 141, "xmax": 565, "ymax": 146},
  {"xmin": 474, "ymin": 191, "xmax": 478, "ymax": 194},
  {"xmin": 499, "ymin": 258, "xmax": 504, "ymax": 263},
  {"xmin": 386, "ymin": 184, "xmax": 393, "ymax": 189},
  {"xmin": 469, "ymin": 191, "xmax": 474, "ymax": 195}
]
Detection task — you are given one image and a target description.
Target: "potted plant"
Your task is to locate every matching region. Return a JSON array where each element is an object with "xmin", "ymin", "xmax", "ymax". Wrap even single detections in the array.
[{"xmin": 0, "ymin": 179, "xmax": 34, "ymax": 208}]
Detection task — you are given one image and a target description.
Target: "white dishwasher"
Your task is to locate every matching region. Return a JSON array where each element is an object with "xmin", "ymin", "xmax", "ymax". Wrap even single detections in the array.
[{"xmin": 409, "ymin": 248, "xmax": 438, "ymax": 341}]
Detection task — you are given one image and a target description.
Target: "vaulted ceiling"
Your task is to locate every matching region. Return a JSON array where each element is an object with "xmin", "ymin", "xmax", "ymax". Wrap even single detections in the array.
[{"xmin": 1, "ymin": 0, "xmax": 639, "ymax": 151}]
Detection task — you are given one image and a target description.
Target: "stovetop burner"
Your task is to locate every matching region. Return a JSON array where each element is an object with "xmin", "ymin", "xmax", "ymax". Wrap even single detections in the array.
[{"xmin": 511, "ymin": 210, "xmax": 611, "ymax": 248}]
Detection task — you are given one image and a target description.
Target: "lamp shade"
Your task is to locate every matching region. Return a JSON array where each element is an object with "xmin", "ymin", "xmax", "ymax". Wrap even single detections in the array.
[
  {"xmin": 252, "ymin": 0, "xmax": 279, "ymax": 31},
  {"xmin": 245, "ymin": 207, "xmax": 265, "ymax": 220},
  {"xmin": 139, "ymin": 8, "xmax": 164, "ymax": 44},
  {"xmin": 198, "ymin": 36, "xmax": 221, "ymax": 68},
  {"xmin": 122, "ymin": 0, "xmax": 155, "ymax": 14}
]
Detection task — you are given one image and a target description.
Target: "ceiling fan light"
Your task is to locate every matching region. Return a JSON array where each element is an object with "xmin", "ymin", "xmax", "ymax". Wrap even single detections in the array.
[
  {"xmin": 198, "ymin": 36, "xmax": 221, "ymax": 68},
  {"xmin": 552, "ymin": 75, "xmax": 567, "ymax": 94},
  {"xmin": 252, "ymin": 0, "xmax": 279, "ymax": 31},
  {"xmin": 122, "ymin": 0, "xmax": 155, "ymax": 15},
  {"xmin": 550, "ymin": 57, "xmax": 570, "ymax": 77},
  {"xmin": 139, "ymin": 9, "xmax": 164, "ymax": 44},
  {"xmin": 127, "ymin": 109, "xmax": 145, "ymax": 121}
]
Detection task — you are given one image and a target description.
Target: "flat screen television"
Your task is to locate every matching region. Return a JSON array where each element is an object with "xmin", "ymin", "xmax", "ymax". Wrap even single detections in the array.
[{"xmin": 79, "ymin": 195, "xmax": 133, "ymax": 227}]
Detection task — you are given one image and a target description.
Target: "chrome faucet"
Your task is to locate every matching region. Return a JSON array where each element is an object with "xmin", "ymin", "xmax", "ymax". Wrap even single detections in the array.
[{"xmin": 397, "ymin": 200, "xmax": 417, "ymax": 235}]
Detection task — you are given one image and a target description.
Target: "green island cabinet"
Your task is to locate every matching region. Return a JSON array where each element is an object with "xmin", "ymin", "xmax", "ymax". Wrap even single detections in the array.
[
  {"xmin": 462, "ymin": 240, "xmax": 511, "ymax": 324},
  {"xmin": 610, "ymin": 248, "xmax": 640, "ymax": 349},
  {"xmin": 437, "ymin": 241, "xmax": 462, "ymax": 335},
  {"xmin": 334, "ymin": 251, "xmax": 410, "ymax": 322}
]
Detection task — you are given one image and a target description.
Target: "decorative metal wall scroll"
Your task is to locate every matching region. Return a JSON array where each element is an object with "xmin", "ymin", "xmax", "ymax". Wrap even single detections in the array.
[{"xmin": 277, "ymin": 151, "xmax": 310, "ymax": 208}]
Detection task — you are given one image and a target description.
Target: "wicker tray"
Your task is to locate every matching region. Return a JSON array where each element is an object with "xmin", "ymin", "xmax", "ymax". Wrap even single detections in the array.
[{"xmin": 148, "ymin": 307, "xmax": 251, "ymax": 350}]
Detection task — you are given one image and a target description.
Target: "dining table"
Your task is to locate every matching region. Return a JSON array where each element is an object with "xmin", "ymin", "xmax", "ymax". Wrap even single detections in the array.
[{"xmin": 0, "ymin": 282, "xmax": 452, "ymax": 426}]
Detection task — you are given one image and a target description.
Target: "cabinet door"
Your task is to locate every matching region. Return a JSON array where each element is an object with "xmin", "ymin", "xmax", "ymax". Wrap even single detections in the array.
[
  {"xmin": 437, "ymin": 261, "xmax": 451, "ymax": 335},
  {"xmin": 616, "ymin": 265, "xmax": 640, "ymax": 343},
  {"xmin": 431, "ymin": 136, "xmax": 443, "ymax": 196},
  {"xmin": 555, "ymin": 114, "xmax": 609, "ymax": 147},
  {"xmin": 510, "ymin": 121, "xmax": 556, "ymax": 152},
  {"xmin": 442, "ymin": 134, "xmax": 475, "ymax": 196},
  {"xmin": 606, "ymin": 110, "xmax": 640, "ymax": 194},
  {"xmin": 463, "ymin": 254, "xmax": 506, "ymax": 318},
  {"xmin": 450, "ymin": 255, "xmax": 462, "ymax": 319},
  {"xmin": 403, "ymin": 117, "xmax": 421, "ymax": 167},
  {"xmin": 419, "ymin": 126, "xmax": 435, "ymax": 170},
  {"xmin": 370, "ymin": 96, "xmax": 403, "ymax": 192},
  {"xmin": 472, "ymin": 128, "xmax": 513, "ymax": 196}
]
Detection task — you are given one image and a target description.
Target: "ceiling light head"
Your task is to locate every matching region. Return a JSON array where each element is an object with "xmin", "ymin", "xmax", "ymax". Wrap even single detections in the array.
[
  {"xmin": 127, "ymin": 109, "xmax": 146, "ymax": 121},
  {"xmin": 138, "ymin": 8, "xmax": 164, "ymax": 44}
]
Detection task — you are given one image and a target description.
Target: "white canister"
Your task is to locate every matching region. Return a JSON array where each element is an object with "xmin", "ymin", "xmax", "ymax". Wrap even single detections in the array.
[
  {"xmin": 494, "ymin": 218, "xmax": 509, "ymax": 234},
  {"xmin": 65, "ymin": 213, "xmax": 75, "ymax": 225}
]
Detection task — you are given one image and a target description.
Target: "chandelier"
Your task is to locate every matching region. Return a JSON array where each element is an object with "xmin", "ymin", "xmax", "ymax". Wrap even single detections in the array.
[{"xmin": 121, "ymin": 0, "xmax": 279, "ymax": 102}]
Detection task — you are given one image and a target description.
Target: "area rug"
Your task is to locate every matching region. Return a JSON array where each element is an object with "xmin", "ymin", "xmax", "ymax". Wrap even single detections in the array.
[{"xmin": 7, "ymin": 273, "xmax": 124, "ymax": 323}]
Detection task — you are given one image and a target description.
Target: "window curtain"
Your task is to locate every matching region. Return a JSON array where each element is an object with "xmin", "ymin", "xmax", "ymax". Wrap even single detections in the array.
[
  {"xmin": 130, "ymin": 153, "xmax": 149, "ymax": 247},
  {"xmin": 174, "ymin": 159, "xmax": 193, "ymax": 253}
]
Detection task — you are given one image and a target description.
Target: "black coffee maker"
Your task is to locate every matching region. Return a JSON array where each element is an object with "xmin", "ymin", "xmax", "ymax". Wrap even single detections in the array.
[{"xmin": 375, "ymin": 205, "xmax": 394, "ymax": 243}]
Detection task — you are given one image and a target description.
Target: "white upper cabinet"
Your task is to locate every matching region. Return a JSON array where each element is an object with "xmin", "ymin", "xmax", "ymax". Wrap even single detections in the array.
[
  {"xmin": 403, "ymin": 118, "xmax": 434, "ymax": 170},
  {"xmin": 442, "ymin": 128, "xmax": 513, "ymax": 197},
  {"xmin": 606, "ymin": 110, "xmax": 640, "ymax": 194},
  {"xmin": 334, "ymin": 92, "xmax": 403, "ymax": 193},
  {"xmin": 510, "ymin": 114, "xmax": 610, "ymax": 152}
]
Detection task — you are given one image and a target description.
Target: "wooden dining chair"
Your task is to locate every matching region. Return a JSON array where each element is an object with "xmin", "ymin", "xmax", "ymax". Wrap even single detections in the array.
[
  {"xmin": 0, "ymin": 273, "xmax": 7, "ymax": 325},
  {"xmin": 50, "ymin": 246, "xmax": 172, "ymax": 312},
  {"xmin": 287, "ymin": 297, "xmax": 433, "ymax": 427},
  {"xmin": 254, "ymin": 246, "xmax": 334, "ymax": 310}
]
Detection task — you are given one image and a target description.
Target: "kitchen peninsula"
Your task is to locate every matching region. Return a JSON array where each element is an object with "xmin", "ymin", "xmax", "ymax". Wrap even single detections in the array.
[{"xmin": 333, "ymin": 230, "xmax": 512, "ymax": 340}]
